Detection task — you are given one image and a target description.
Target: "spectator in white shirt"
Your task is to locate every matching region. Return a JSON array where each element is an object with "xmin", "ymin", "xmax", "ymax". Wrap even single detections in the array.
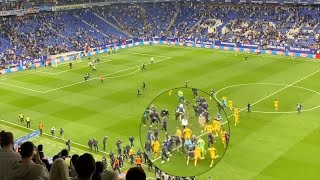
[{"xmin": 0, "ymin": 132, "xmax": 21, "ymax": 180}]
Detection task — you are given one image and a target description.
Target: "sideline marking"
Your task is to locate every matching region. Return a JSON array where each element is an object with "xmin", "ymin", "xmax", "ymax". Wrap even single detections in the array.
[
  {"xmin": 0, "ymin": 56, "xmax": 172, "ymax": 94},
  {"xmin": 106, "ymin": 67, "xmax": 140, "ymax": 79},
  {"xmin": 43, "ymin": 57, "xmax": 172, "ymax": 93}
]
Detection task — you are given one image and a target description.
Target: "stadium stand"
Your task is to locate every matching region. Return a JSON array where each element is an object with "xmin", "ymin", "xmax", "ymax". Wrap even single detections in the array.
[
  {"xmin": 0, "ymin": 2, "xmax": 319, "ymax": 69},
  {"xmin": 0, "ymin": 1, "xmax": 320, "ymax": 179}
]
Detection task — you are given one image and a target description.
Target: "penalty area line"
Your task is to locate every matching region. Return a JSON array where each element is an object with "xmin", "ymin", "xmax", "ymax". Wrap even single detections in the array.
[
  {"xmin": 43, "ymin": 56, "xmax": 173, "ymax": 94},
  {"xmin": 152, "ymin": 69, "xmax": 320, "ymax": 163}
]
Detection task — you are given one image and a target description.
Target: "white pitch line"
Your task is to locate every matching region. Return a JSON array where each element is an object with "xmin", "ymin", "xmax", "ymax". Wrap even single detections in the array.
[
  {"xmin": 0, "ymin": 81, "xmax": 43, "ymax": 93},
  {"xmin": 215, "ymin": 82, "xmax": 320, "ymax": 114},
  {"xmin": 249, "ymin": 69, "xmax": 320, "ymax": 107},
  {"xmin": 122, "ymin": 51, "xmax": 172, "ymax": 59},
  {"xmin": 43, "ymin": 57, "xmax": 172, "ymax": 94},
  {"xmin": 39, "ymin": 60, "xmax": 112, "ymax": 75},
  {"xmin": 106, "ymin": 67, "xmax": 140, "ymax": 79},
  {"xmin": 152, "ymin": 68, "xmax": 320, "ymax": 163}
]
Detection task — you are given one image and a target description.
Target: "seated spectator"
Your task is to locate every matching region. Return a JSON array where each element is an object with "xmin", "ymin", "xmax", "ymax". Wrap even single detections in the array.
[
  {"xmin": 0, "ymin": 132, "xmax": 21, "ymax": 179},
  {"xmin": 73, "ymin": 153, "xmax": 96, "ymax": 180},
  {"xmin": 126, "ymin": 167, "xmax": 146, "ymax": 180},
  {"xmin": 9, "ymin": 141, "xmax": 49, "ymax": 180},
  {"xmin": 50, "ymin": 158, "xmax": 70, "ymax": 180}
]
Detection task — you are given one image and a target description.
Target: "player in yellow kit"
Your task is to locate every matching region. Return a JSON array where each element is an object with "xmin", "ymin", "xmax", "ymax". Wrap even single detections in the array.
[
  {"xmin": 183, "ymin": 127, "xmax": 192, "ymax": 139},
  {"xmin": 221, "ymin": 129, "xmax": 227, "ymax": 148},
  {"xmin": 152, "ymin": 140, "xmax": 160, "ymax": 158},
  {"xmin": 176, "ymin": 128, "xmax": 182, "ymax": 139},
  {"xmin": 212, "ymin": 120, "xmax": 221, "ymax": 136},
  {"xmin": 228, "ymin": 100, "xmax": 233, "ymax": 110},
  {"xmin": 208, "ymin": 146, "xmax": 219, "ymax": 168},
  {"xmin": 234, "ymin": 107, "xmax": 239, "ymax": 126},
  {"xmin": 176, "ymin": 128, "xmax": 182, "ymax": 152},
  {"xmin": 194, "ymin": 145, "xmax": 202, "ymax": 166},
  {"xmin": 203, "ymin": 124, "xmax": 214, "ymax": 134},
  {"xmin": 274, "ymin": 99, "xmax": 279, "ymax": 111}
]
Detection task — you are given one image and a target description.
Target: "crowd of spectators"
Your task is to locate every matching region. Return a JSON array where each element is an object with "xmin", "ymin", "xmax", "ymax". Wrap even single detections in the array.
[
  {"xmin": 181, "ymin": 3, "xmax": 320, "ymax": 49},
  {"xmin": 0, "ymin": 2, "xmax": 319, "ymax": 69},
  {"xmin": 0, "ymin": 130, "xmax": 148, "ymax": 180},
  {"xmin": 0, "ymin": 0, "xmax": 109, "ymax": 11}
]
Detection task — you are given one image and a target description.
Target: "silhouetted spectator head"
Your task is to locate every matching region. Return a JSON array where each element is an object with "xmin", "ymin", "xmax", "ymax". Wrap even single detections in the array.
[
  {"xmin": 37, "ymin": 144, "xmax": 43, "ymax": 151},
  {"xmin": 0, "ymin": 131, "xmax": 14, "ymax": 148},
  {"xmin": 126, "ymin": 167, "xmax": 146, "ymax": 180},
  {"xmin": 20, "ymin": 141, "xmax": 34, "ymax": 158},
  {"xmin": 71, "ymin": 154, "xmax": 79, "ymax": 167},
  {"xmin": 93, "ymin": 161, "xmax": 104, "ymax": 180},
  {"xmin": 96, "ymin": 161, "xmax": 104, "ymax": 174},
  {"xmin": 0, "ymin": 130, "xmax": 5, "ymax": 146},
  {"xmin": 76, "ymin": 153, "xmax": 96, "ymax": 179},
  {"xmin": 60, "ymin": 149, "xmax": 69, "ymax": 158},
  {"xmin": 53, "ymin": 155, "xmax": 60, "ymax": 162}
]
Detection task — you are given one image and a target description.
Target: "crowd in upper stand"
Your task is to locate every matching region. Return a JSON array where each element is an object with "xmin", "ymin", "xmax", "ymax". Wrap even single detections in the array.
[{"xmin": 0, "ymin": 2, "xmax": 319, "ymax": 68}]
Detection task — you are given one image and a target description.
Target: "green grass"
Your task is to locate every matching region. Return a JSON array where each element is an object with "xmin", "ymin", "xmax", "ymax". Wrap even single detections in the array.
[
  {"xmin": 0, "ymin": 45, "xmax": 320, "ymax": 179},
  {"xmin": 140, "ymin": 88, "xmax": 229, "ymax": 177}
]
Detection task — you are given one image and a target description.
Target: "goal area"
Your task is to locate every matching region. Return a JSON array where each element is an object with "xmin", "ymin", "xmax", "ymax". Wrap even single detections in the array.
[{"xmin": 49, "ymin": 51, "xmax": 82, "ymax": 67}]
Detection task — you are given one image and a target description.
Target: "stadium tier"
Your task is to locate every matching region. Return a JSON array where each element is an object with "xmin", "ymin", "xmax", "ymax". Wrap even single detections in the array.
[{"xmin": 0, "ymin": 2, "xmax": 320, "ymax": 70}]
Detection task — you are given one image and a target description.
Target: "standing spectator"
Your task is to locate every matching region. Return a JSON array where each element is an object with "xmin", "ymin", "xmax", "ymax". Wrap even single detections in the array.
[
  {"xmin": 10, "ymin": 141, "xmax": 49, "ymax": 180},
  {"xmin": 50, "ymin": 158, "xmax": 70, "ymax": 180},
  {"xmin": 74, "ymin": 153, "xmax": 96, "ymax": 180},
  {"xmin": 38, "ymin": 122, "xmax": 43, "ymax": 135},
  {"xmin": 0, "ymin": 132, "xmax": 21, "ymax": 179}
]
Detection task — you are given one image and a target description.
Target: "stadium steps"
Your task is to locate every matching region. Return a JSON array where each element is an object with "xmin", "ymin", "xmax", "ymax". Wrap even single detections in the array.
[
  {"xmin": 167, "ymin": 4, "xmax": 180, "ymax": 31},
  {"xmin": 109, "ymin": 15, "xmax": 122, "ymax": 28},
  {"xmin": 93, "ymin": 12, "xmax": 131, "ymax": 37},
  {"xmin": 189, "ymin": 15, "xmax": 204, "ymax": 32},
  {"xmin": 43, "ymin": 22, "xmax": 72, "ymax": 45},
  {"xmin": 73, "ymin": 14, "xmax": 109, "ymax": 38}
]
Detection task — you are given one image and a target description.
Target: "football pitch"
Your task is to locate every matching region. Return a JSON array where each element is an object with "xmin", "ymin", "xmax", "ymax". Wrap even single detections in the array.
[{"xmin": 1, "ymin": 45, "xmax": 320, "ymax": 179}]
